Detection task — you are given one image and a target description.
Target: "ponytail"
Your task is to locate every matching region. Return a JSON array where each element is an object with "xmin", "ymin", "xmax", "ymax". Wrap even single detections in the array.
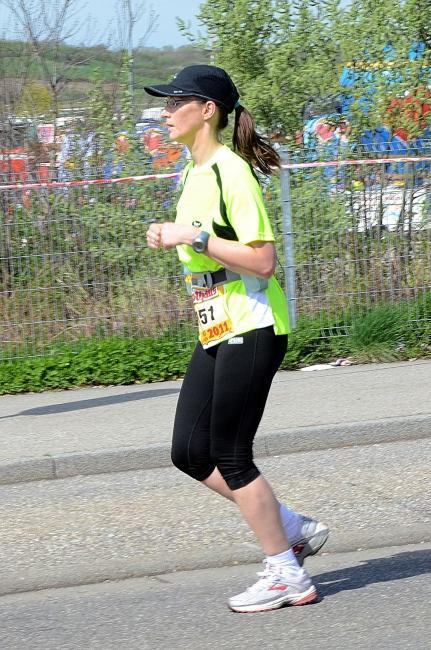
[
  {"xmin": 215, "ymin": 103, "xmax": 280, "ymax": 176},
  {"xmin": 232, "ymin": 105, "xmax": 280, "ymax": 175}
]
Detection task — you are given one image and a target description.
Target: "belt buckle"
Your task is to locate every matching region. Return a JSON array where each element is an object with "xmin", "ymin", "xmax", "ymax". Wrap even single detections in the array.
[
  {"xmin": 202, "ymin": 271, "xmax": 214, "ymax": 288},
  {"xmin": 189, "ymin": 272, "xmax": 213, "ymax": 289},
  {"xmin": 189, "ymin": 271, "xmax": 215, "ymax": 289}
]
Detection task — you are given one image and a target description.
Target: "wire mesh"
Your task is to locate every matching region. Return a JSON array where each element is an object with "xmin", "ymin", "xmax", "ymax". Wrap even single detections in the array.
[
  {"xmin": 0, "ymin": 172, "xmax": 194, "ymax": 361},
  {"xmin": 281, "ymin": 145, "xmax": 431, "ymax": 336},
  {"xmin": 1, "ymin": 145, "xmax": 431, "ymax": 362}
]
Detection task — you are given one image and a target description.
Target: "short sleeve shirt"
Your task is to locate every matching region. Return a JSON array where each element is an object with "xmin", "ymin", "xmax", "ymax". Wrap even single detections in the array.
[{"xmin": 175, "ymin": 145, "xmax": 290, "ymax": 339}]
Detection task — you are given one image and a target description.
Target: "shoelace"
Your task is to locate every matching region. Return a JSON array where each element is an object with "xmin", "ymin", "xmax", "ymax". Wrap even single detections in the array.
[{"xmin": 246, "ymin": 562, "xmax": 282, "ymax": 593}]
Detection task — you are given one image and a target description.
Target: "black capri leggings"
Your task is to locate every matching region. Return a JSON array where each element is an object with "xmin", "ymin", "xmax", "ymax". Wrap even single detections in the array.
[{"xmin": 171, "ymin": 326, "xmax": 287, "ymax": 491}]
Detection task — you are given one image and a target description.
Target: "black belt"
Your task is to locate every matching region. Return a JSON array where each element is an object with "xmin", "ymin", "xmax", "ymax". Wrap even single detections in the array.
[
  {"xmin": 208, "ymin": 269, "xmax": 231, "ymax": 285},
  {"xmin": 188, "ymin": 269, "xmax": 241, "ymax": 289}
]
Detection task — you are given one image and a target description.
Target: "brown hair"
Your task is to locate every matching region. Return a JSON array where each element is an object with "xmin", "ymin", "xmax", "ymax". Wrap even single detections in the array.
[{"xmin": 217, "ymin": 104, "xmax": 280, "ymax": 175}]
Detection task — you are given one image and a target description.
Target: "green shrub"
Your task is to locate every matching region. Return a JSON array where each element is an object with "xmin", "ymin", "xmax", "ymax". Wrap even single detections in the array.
[
  {"xmin": 0, "ymin": 334, "xmax": 194, "ymax": 395},
  {"xmin": 1, "ymin": 297, "xmax": 430, "ymax": 394},
  {"xmin": 282, "ymin": 314, "xmax": 350, "ymax": 368},
  {"xmin": 347, "ymin": 303, "xmax": 405, "ymax": 360},
  {"xmin": 348, "ymin": 297, "xmax": 431, "ymax": 361}
]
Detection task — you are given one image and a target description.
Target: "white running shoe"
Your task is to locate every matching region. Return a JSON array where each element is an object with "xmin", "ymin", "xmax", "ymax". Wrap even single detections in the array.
[
  {"xmin": 291, "ymin": 515, "xmax": 330, "ymax": 566},
  {"xmin": 228, "ymin": 563, "xmax": 317, "ymax": 613}
]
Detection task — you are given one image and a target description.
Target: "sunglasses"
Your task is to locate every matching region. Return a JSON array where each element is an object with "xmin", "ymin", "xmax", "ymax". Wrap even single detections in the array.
[{"xmin": 163, "ymin": 97, "xmax": 204, "ymax": 110}]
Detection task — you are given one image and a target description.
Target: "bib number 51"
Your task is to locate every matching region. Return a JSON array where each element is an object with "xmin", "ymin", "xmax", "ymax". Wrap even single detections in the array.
[{"xmin": 197, "ymin": 305, "xmax": 215, "ymax": 325}]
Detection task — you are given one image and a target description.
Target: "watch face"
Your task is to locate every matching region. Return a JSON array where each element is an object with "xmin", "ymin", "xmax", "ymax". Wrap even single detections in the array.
[
  {"xmin": 193, "ymin": 239, "xmax": 205, "ymax": 253},
  {"xmin": 193, "ymin": 232, "xmax": 209, "ymax": 253}
]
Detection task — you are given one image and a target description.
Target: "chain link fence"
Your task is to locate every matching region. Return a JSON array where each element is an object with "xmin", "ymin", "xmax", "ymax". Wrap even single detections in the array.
[
  {"xmin": 1, "ymin": 145, "xmax": 431, "ymax": 362},
  {"xmin": 0, "ymin": 171, "xmax": 193, "ymax": 361},
  {"xmin": 281, "ymin": 146, "xmax": 431, "ymax": 336}
]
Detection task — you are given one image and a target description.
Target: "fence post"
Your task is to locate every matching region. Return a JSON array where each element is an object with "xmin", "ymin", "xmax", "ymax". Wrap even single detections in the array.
[{"xmin": 279, "ymin": 147, "xmax": 297, "ymax": 329}]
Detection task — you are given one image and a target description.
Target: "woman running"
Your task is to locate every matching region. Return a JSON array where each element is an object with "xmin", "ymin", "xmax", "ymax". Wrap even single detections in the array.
[{"xmin": 145, "ymin": 65, "xmax": 328, "ymax": 613}]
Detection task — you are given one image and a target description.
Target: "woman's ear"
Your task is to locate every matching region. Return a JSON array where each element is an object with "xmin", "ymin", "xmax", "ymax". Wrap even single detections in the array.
[{"xmin": 202, "ymin": 100, "xmax": 217, "ymax": 120}]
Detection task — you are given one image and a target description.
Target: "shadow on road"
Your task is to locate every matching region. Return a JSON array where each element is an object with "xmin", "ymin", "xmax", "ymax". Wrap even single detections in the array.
[
  {"xmin": 314, "ymin": 549, "xmax": 431, "ymax": 597},
  {"xmin": 0, "ymin": 388, "xmax": 180, "ymax": 419}
]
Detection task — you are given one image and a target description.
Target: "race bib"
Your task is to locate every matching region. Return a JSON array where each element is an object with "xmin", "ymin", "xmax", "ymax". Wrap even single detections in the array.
[{"xmin": 190, "ymin": 283, "xmax": 234, "ymax": 348}]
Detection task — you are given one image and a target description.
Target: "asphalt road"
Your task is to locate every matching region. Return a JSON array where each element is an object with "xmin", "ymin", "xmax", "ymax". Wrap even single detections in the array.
[
  {"xmin": 0, "ymin": 543, "xmax": 430, "ymax": 650},
  {"xmin": 2, "ymin": 362, "xmax": 430, "ymax": 648},
  {"xmin": 0, "ymin": 438, "xmax": 430, "ymax": 597},
  {"xmin": 0, "ymin": 436, "xmax": 429, "ymax": 649}
]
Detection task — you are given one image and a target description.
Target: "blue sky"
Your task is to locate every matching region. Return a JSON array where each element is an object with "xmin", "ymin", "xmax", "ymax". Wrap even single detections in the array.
[{"xmin": 0, "ymin": 0, "xmax": 204, "ymax": 49}]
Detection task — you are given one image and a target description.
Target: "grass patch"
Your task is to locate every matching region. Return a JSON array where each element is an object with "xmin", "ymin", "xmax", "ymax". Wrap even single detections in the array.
[
  {"xmin": 348, "ymin": 303, "xmax": 406, "ymax": 362},
  {"xmin": 1, "ymin": 297, "xmax": 430, "ymax": 394},
  {"xmin": 0, "ymin": 333, "xmax": 194, "ymax": 395}
]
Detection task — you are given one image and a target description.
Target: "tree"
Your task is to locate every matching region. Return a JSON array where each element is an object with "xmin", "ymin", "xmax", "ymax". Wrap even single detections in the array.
[
  {"xmin": 266, "ymin": 0, "xmax": 343, "ymax": 135},
  {"xmin": 114, "ymin": 1, "xmax": 158, "ymax": 115},
  {"xmin": 182, "ymin": 0, "xmax": 344, "ymax": 135},
  {"xmin": 17, "ymin": 79, "xmax": 52, "ymax": 115},
  {"xmin": 186, "ymin": 0, "xmax": 431, "ymax": 141},
  {"xmin": 0, "ymin": 0, "xmax": 91, "ymax": 124}
]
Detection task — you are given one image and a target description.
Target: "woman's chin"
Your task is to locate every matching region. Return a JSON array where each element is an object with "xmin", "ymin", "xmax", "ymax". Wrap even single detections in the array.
[{"xmin": 171, "ymin": 133, "xmax": 185, "ymax": 145}]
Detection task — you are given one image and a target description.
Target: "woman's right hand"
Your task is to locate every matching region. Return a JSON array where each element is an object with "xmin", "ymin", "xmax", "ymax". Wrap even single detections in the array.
[{"xmin": 146, "ymin": 222, "xmax": 162, "ymax": 250}]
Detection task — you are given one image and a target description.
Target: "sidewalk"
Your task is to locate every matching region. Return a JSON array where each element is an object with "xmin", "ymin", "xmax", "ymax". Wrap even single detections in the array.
[{"xmin": 0, "ymin": 359, "xmax": 430, "ymax": 486}]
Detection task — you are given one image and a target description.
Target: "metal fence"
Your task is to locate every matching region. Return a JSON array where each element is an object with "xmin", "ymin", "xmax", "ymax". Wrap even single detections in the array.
[
  {"xmin": 1, "ymin": 146, "xmax": 431, "ymax": 361},
  {"xmin": 281, "ymin": 147, "xmax": 431, "ymax": 336},
  {"xmin": 0, "ymin": 171, "xmax": 192, "ymax": 360}
]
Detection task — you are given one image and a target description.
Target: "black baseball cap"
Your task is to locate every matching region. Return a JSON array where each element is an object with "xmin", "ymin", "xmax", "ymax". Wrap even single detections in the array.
[{"xmin": 144, "ymin": 65, "xmax": 240, "ymax": 114}]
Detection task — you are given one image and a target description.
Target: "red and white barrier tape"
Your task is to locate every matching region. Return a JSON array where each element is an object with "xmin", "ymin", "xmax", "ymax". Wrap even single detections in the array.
[
  {"xmin": 281, "ymin": 156, "xmax": 431, "ymax": 169},
  {"xmin": 2, "ymin": 156, "xmax": 431, "ymax": 190},
  {"xmin": 0, "ymin": 172, "xmax": 180, "ymax": 192}
]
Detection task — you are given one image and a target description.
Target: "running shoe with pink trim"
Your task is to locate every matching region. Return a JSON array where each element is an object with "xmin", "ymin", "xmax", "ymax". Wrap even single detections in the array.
[
  {"xmin": 228, "ymin": 563, "xmax": 317, "ymax": 613},
  {"xmin": 291, "ymin": 515, "xmax": 330, "ymax": 566}
]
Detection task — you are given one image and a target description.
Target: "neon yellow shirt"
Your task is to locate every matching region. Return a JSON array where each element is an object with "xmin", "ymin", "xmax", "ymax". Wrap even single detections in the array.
[{"xmin": 176, "ymin": 145, "xmax": 290, "ymax": 344}]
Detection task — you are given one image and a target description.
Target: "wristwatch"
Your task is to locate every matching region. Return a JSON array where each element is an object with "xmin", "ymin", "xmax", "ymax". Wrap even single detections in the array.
[{"xmin": 192, "ymin": 230, "xmax": 210, "ymax": 253}]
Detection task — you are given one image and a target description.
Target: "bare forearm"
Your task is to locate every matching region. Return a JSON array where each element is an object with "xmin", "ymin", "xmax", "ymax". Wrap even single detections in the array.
[
  {"xmin": 204, "ymin": 236, "xmax": 275, "ymax": 279},
  {"xmin": 177, "ymin": 228, "xmax": 275, "ymax": 278},
  {"xmin": 147, "ymin": 222, "xmax": 276, "ymax": 279}
]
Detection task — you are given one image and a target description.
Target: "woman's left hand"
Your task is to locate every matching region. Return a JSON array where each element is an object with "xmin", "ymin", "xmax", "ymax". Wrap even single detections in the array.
[{"xmin": 160, "ymin": 222, "xmax": 198, "ymax": 249}]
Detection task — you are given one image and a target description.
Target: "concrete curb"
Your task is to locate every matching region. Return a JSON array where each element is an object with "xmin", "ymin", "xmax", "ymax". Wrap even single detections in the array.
[
  {"xmin": 1, "ymin": 533, "xmax": 431, "ymax": 598},
  {"xmin": 1, "ymin": 413, "xmax": 431, "ymax": 487}
]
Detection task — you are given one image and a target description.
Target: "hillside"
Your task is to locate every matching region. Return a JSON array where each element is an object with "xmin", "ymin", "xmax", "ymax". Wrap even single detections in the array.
[{"xmin": 0, "ymin": 40, "xmax": 209, "ymax": 110}]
